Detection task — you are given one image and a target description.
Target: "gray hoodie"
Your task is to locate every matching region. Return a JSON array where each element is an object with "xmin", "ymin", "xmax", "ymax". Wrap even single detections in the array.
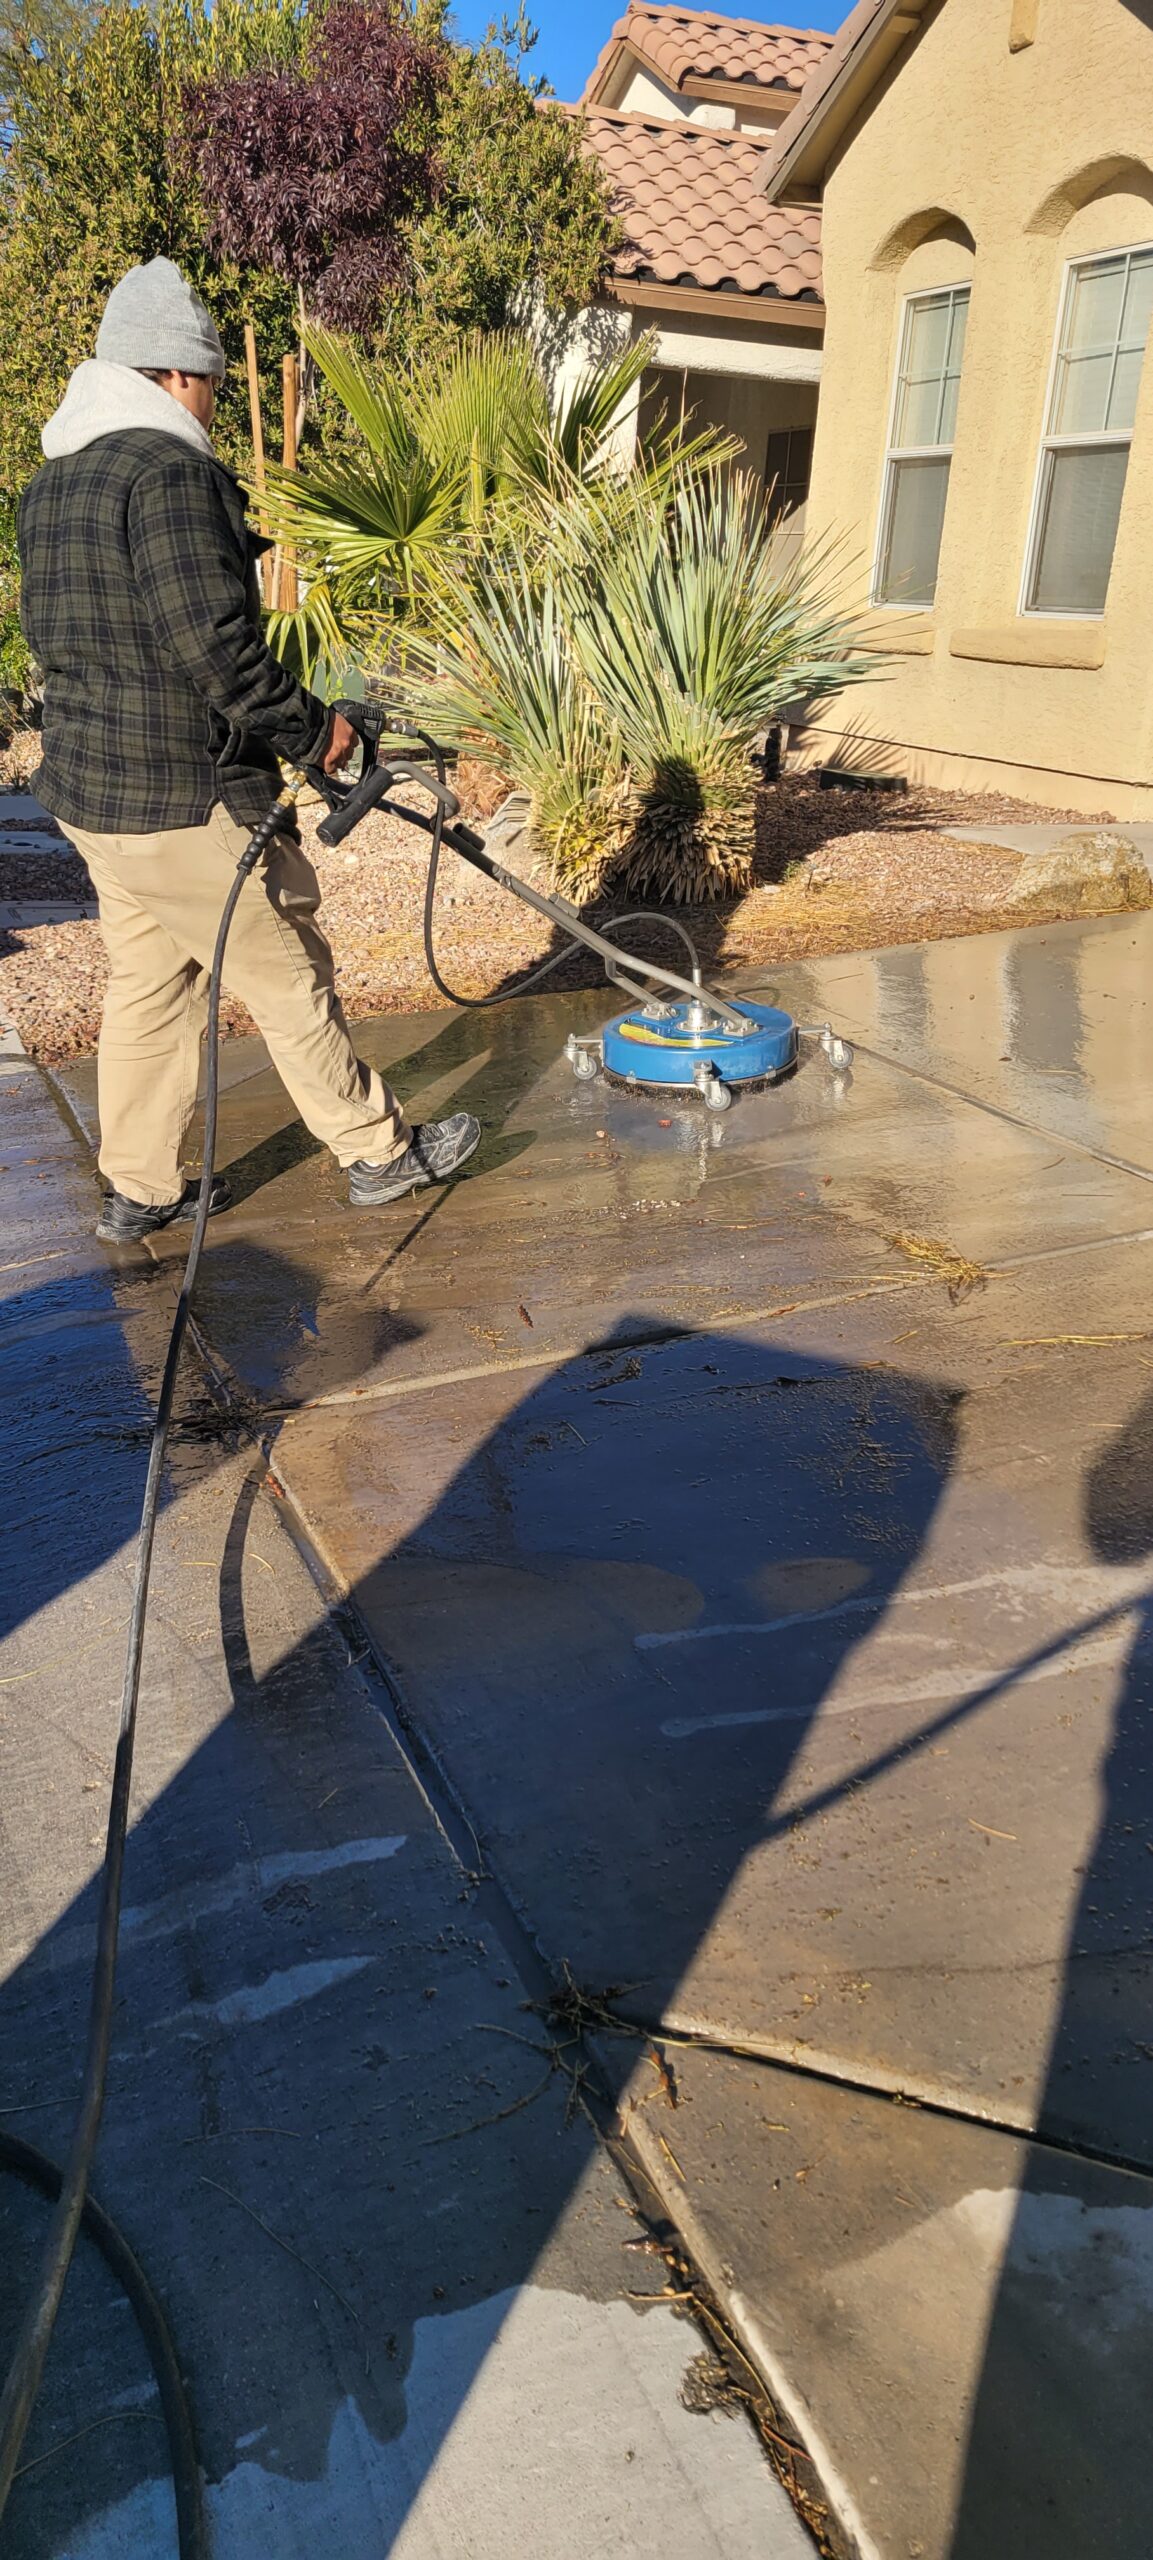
[{"xmin": 40, "ymin": 360, "xmax": 216, "ymax": 463}]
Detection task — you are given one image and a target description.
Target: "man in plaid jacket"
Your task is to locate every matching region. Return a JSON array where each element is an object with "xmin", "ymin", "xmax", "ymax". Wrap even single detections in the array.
[{"xmin": 18, "ymin": 258, "xmax": 478, "ymax": 1241}]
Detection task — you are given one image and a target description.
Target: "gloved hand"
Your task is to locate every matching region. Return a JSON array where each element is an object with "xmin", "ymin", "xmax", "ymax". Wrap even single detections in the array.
[{"xmin": 320, "ymin": 707, "xmax": 359, "ymax": 775}]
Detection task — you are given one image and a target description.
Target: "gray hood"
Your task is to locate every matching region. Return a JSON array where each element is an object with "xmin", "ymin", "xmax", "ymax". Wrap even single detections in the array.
[{"xmin": 41, "ymin": 360, "xmax": 216, "ymax": 463}]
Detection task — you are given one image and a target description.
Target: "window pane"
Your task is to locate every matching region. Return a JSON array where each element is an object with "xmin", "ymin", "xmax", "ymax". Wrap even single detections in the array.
[
  {"xmin": 895, "ymin": 293, "xmax": 951, "ymax": 447},
  {"xmin": 1051, "ymin": 250, "xmax": 1153, "ymax": 434},
  {"xmin": 894, "ymin": 289, "xmax": 970, "ymax": 448},
  {"xmin": 876, "ymin": 455, "xmax": 951, "ymax": 605},
  {"xmin": 765, "ymin": 426, "xmax": 813, "ymax": 519},
  {"xmin": 904, "ymin": 293, "xmax": 952, "ymax": 377},
  {"xmin": 1108, "ymin": 347, "xmax": 1146, "ymax": 433},
  {"xmin": 1053, "ymin": 350, "xmax": 1117, "ymax": 435},
  {"xmin": 938, "ymin": 295, "xmax": 970, "ymax": 441},
  {"xmin": 1108, "ymin": 255, "xmax": 1153, "ymax": 427},
  {"xmin": 1063, "ymin": 257, "xmax": 1126, "ymax": 357},
  {"xmin": 895, "ymin": 358, "xmax": 947, "ymax": 449},
  {"xmin": 1119, "ymin": 250, "xmax": 1153, "ymax": 349},
  {"xmin": 1029, "ymin": 444, "xmax": 1129, "ymax": 613},
  {"xmin": 946, "ymin": 292, "xmax": 970, "ymax": 374}
]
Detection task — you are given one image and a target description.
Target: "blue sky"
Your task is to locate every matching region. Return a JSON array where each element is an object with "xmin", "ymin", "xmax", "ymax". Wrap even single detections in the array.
[{"xmin": 449, "ymin": 1, "xmax": 849, "ymax": 105}]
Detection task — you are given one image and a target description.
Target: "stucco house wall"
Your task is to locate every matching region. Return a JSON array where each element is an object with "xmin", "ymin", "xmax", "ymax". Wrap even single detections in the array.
[
  {"xmin": 610, "ymin": 58, "xmax": 790, "ymax": 133},
  {"xmin": 790, "ymin": 0, "xmax": 1153, "ymax": 815}
]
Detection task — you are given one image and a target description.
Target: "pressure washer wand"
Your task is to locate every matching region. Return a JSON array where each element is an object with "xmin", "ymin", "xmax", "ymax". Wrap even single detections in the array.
[
  {"xmin": 310, "ymin": 703, "xmax": 749, "ymax": 1031},
  {"xmin": 398, "ymin": 784, "xmax": 753, "ymax": 1026}
]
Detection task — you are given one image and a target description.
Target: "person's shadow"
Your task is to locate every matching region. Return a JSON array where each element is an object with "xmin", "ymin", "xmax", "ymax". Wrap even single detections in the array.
[
  {"xmin": 948, "ymin": 1379, "xmax": 1153, "ymax": 2560},
  {"xmin": 1, "ymin": 1211, "xmax": 965, "ymax": 2555}
]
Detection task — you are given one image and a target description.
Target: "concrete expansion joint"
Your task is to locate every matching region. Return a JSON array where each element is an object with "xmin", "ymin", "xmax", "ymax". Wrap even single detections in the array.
[
  {"xmin": 608, "ymin": 2012, "xmax": 1153, "ymax": 2187},
  {"xmin": 851, "ymin": 1035, "xmax": 1153, "ymax": 1192},
  {"xmin": 258, "ymin": 1279, "xmax": 927, "ymax": 1418},
  {"xmin": 145, "ymin": 1289, "xmax": 855, "ymax": 2552}
]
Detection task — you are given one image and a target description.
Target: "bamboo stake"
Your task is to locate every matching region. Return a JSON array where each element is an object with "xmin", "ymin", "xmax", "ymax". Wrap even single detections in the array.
[
  {"xmin": 279, "ymin": 352, "xmax": 299, "ymax": 614},
  {"xmin": 243, "ymin": 320, "xmax": 270, "ymax": 602}
]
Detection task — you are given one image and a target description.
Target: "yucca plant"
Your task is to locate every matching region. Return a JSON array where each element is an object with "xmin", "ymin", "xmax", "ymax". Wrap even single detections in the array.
[{"xmin": 401, "ymin": 465, "xmax": 874, "ymax": 902}]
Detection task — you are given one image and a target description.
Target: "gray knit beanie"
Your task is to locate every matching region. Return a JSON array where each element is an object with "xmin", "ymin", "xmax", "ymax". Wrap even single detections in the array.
[{"xmin": 95, "ymin": 258, "xmax": 225, "ymax": 379}]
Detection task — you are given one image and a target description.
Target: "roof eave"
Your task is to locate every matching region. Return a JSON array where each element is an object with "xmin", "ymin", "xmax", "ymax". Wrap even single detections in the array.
[
  {"xmin": 580, "ymin": 20, "xmax": 821, "ymax": 115},
  {"xmin": 610, "ymin": 277, "xmax": 825, "ymax": 330},
  {"xmin": 757, "ymin": 0, "xmax": 932, "ymax": 203},
  {"xmin": 578, "ymin": 17, "xmax": 631, "ymax": 106}
]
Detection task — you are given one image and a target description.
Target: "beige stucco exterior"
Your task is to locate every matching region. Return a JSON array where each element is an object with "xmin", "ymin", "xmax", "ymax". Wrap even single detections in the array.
[
  {"xmin": 608, "ymin": 56, "xmax": 789, "ymax": 133},
  {"xmin": 794, "ymin": 0, "xmax": 1153, "ymax": 815}
]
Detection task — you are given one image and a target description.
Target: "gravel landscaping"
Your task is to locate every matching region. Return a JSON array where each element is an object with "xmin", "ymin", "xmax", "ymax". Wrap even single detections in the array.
[{"xmin": 0, "ymin": 743, "xmax": 1118, "ymax": 1067}]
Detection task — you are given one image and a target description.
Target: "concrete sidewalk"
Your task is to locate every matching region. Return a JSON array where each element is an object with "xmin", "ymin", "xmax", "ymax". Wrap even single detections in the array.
[
  {"xmin": 39, "ymin": 898, "xmax": 1153, "ymax": 2560},
  {"xmin": 937, "ymin": 814, "xmax": 1153, "ymax": 872},
  {"xmin": 0, "ymin": 1069, "xmax": 808, "ymax": 2553}
]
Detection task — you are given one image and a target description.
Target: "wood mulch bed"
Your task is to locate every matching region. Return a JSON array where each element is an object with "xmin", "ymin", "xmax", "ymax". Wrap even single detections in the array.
[{"xmin": 0, "ymin": 746, "xmax": 1117, "ymax": 1066}]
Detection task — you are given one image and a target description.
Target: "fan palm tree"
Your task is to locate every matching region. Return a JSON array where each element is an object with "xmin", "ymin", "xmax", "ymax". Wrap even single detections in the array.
[{"xmin": 260, "ymin": 322, "xmax": 709, "ymax": 680}]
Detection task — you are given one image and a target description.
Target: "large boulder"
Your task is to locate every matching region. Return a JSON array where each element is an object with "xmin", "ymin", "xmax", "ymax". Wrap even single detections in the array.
[{"xmin": 1013, "ymin": 829, "xmax": 1152, "ymax": 915}]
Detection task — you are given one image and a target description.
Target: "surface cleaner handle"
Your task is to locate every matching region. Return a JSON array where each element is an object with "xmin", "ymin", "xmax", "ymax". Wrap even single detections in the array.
[{"xmin": 314, "ymin": 760, "xmax": 396, "ymax": 846}]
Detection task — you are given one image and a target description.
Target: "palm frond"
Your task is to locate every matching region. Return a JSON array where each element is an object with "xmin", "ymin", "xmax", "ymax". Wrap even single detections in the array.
[
  {"xmin": 302, "ymin": 324, "xmax": 417, "ymax": 466},
  {"xmin": 410, "ymin": 330, "xmax": 546, "ymax": 487},
  {"xmin": 547, "ymin": 332, "xmax": 653, "ymax": 477},
  {"xmin": 261, "ymin": 454, "xmax": 463, "ymax": 576},
  {"xmin": 263, "ymin": 575, "xmax": 351, "ymax": 690}
]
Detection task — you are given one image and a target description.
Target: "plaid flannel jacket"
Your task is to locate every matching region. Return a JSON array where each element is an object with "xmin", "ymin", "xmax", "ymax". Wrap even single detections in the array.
[{"xmin": 17, "ymin": 429, "xmax": 330, "ymax": 833}]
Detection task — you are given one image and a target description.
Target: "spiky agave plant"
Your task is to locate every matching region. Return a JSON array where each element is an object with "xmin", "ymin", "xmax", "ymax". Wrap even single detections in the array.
[
  {"xmin": 400, "ymin": 550, "xmax": 633, "ymax": 880},
  {"xmin": 569, "ymin": 468, "xmax": 874, "ymax": 899},
  {"xmin": 403, "ymin": 463, "xmax": 875, "ymax": 903}
]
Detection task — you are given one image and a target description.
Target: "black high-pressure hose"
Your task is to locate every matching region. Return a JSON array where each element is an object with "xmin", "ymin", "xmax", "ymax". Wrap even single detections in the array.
[
  {"xmin": 0, "ymin": 721, "xmax": 710, "ymax": 2546},
  {"xmin": 0, "ymin": 783, "xmax": 296, "ymax": 2554}
]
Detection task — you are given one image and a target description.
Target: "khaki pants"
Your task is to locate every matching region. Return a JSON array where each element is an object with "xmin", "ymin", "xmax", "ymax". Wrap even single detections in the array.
[{"xmin": 65, "ymin": 805, "xmax": 411, "ymax": 1207}]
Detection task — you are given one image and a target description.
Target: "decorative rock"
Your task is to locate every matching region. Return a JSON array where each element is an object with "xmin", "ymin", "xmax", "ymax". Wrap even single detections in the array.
[
  {"xmin": 1013, "ymin": 829, "xmax": 1152, "ymax": 915},
  {"xmin": 483, "ymin": 790, "xmax": 533, "ymax": 855}
]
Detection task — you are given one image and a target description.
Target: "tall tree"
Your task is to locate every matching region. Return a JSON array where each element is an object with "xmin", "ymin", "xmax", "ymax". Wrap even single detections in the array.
[
  {"xmin": 0, "ymin": 0, "xmax": 307, "ymax": 500},
  {"xmin": 396, "ymin": 8, "xmax": 618, "ymax": 347}
]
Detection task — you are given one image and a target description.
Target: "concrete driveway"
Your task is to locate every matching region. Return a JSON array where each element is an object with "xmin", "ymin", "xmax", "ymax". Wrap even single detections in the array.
[{"xmin": 51, "ymin": 900, "xmax": 1153, "ymax": 2559}]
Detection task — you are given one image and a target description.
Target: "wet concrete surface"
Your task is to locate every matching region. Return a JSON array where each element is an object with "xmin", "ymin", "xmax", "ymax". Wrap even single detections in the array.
[
  {"xmin": 58, "ymin": 964, "xmax": 1153, "ymax": 1409},
  {"xmin": 622, "ymin": 2044, "xmax": 1153, "ymax": 2560},
  {"xmin": 270, "ymin": 1303, "xmax": 1153, "ymax": 2166},
  {"xmin": 44, "ymin": 905, "xmax": 1153, "ymax": 2555},
  {"xmin": 770, "ymin": 910, "xmax": 1153, "ymax": 1178},
  {"xmin": 0, "ymin": 1068, "xmax": 805, "ymax": 2558}
]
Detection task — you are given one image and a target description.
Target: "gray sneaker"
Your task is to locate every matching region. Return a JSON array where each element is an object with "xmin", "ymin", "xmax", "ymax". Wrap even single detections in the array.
[{"xmin": 348, "ymin": 1113, "xmax": 481, "ymax": 1207}]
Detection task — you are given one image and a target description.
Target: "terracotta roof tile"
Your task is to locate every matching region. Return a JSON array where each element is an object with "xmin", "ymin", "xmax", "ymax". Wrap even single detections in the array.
[
  {"xmin": 582, "ymin": 109, "xmax": 823, "ymax": 302},
  {"xmin": 583, "ymin": 4, "xmax": 834, "ymax": 103}
]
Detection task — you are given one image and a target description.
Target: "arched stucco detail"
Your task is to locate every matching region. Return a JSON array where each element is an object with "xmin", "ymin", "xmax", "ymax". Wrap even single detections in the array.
[
  {"xmin": 1027, "ymin": 157, "xmax": 1153, "ymax": 239},
  {"xmin": 868, "ymin": 209, "xmax": 976, "ymax": 276}
]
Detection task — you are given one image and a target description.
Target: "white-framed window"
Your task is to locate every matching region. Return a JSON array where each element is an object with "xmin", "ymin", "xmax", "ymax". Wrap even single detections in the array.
[
  {"xmin": 872, "ymin": 285, "xmax": 970, "ymax": 608},
  {"xmin": 1022, "ymin": 244, "xmax": 1153, "ymax": 617}
]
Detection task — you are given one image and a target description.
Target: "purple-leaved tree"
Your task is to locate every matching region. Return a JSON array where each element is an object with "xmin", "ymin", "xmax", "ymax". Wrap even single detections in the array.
[{"xmin": 182, "ymin": 0, "xmax": 445, "ymax": 334}]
